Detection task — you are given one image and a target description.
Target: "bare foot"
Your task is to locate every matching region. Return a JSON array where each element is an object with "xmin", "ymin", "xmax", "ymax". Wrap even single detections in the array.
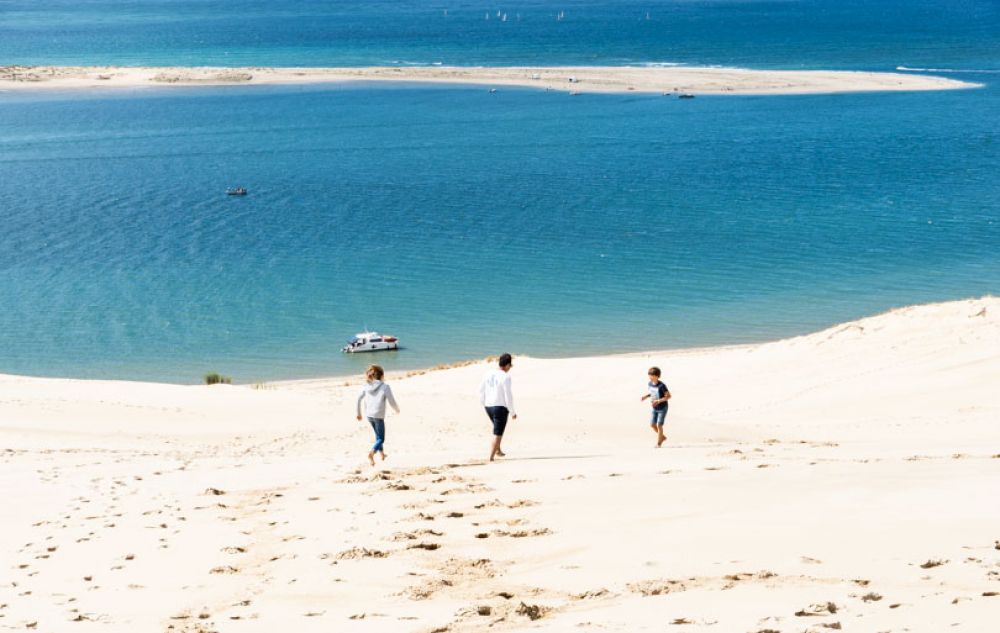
[
  {"xmin": 496, "ymin": 450, "xmax": 506, "ymax": 457},
  {"xmin": 657, "ymin": 435, "xmax": 666, "ymax": 448},
  {"xmin": 380, "ymin": 452, "xmax": 388, "ymax": 461},
  {"xmin": 367, "ymin": 452, "xmax": 375, "ymax": 467}
]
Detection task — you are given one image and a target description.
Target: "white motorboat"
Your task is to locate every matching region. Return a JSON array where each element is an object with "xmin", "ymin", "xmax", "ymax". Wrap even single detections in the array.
[{"xmin": 342, "ymin": 331, "xmax": 400, "ymax": 353}]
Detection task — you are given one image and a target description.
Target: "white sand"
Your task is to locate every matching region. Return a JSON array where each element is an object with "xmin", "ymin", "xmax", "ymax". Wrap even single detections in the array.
[
  {"xmin": 2, "ymin": 296, "xmax": 999, "ymax": 632},
  {"xmin": 0, "ymin": 64, "xmax": 979, "ymax": 95}
]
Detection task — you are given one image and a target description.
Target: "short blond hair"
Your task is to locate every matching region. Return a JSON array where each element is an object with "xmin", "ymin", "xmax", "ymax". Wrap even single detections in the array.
[{"xmin": 366, "ymin": 364, "xmax": 384, "ymax": 382}]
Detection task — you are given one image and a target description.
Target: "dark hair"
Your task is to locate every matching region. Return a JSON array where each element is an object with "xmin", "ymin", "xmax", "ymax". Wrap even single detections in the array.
[
  {"xmin": 648, "ymin": 366, "xmax": 661, "ymax": 377},
  {"xmin": 498, "ymin": 353, "xmax": 513, "ymax": 368}
]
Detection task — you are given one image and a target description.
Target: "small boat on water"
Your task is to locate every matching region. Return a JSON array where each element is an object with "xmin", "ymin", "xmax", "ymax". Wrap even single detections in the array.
[
  {"xmin": 678, "ymin": 93, "xmax": 695, "ymax": 99},
  {"xmin": 342, "ymin": 331, "xmax": 400, "ymax": 353},
  {"xmin": 227, "ymin": 187, "xmax": 248, "ymax": 196}
]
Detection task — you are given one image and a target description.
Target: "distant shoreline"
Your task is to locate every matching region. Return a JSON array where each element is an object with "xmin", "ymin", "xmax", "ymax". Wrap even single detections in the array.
[{"xmin": 0, "ymin": 64, "xmax": 980, "ymax": 95}]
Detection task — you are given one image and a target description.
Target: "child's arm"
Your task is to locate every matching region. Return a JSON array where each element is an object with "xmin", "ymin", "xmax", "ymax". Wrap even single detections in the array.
[
  {"xmin": 386, "ymin": 385, "xmax": 400, "ymax": 414},
  {"xmin": 654, "ymin": 386, "xmax": 671, "ymax": 405},
  {"xmin": 356, "ymin": 390, "xmax": 364, "ymax": 421},
  {"xmin": 640, "ymin": 393, "xmax": 650, "ymax": 401}
]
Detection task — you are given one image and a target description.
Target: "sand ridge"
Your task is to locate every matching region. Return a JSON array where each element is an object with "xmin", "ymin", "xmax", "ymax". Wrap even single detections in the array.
[
  {"xmin": 1, "ymin": 296, "xmax": 999, "ymax": 631},
  {"xmin": 0, "ymin": 64, "xmax": 980, "ymax": 95}
]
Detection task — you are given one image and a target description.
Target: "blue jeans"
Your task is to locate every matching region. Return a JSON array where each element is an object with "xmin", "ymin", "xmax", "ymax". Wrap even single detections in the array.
[{"xmin": 368, "ymin": 417, "xmax": 385, "ymax": 453}]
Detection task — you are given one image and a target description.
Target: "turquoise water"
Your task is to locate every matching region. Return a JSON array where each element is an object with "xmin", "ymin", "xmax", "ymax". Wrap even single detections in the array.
[{"xmin": 1, "ymin": 1, "xmax": 998, "ymax": 383}]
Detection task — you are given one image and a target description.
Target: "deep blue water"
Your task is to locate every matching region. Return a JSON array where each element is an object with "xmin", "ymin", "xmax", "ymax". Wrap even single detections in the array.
[
  {"xmin": 1, "ymin": 1, "xmax": 998, "ymax": 383},
  {"xmin": 1, "ymin": 0, "xmax": 998, "ymax": 70}
]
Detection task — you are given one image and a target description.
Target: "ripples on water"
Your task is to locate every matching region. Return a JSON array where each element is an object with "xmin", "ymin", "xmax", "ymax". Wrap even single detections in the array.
[
  {"xmin": 1, "ymin": 82, "xmax": 997, "ymax": 382},
  {"xmin": 0, "ymin": 0, "xmax": 998, "ymax": 382}
]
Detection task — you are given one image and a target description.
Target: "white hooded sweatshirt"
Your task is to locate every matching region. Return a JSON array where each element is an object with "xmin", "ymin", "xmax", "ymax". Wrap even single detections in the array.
[{"xmin": 356, "ymin": 380, "xmax": 399, "ymax": 419}]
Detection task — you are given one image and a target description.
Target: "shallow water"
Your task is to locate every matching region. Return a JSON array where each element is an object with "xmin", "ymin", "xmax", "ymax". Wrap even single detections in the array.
[{"xmin": 0, "ymin": 1, "xmax": 998, "ymax": 382}]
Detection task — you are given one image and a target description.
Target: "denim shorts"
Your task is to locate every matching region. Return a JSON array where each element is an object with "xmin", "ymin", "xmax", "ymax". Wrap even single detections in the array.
[{"xmin": 650, "ymin": 406, "xmax": 667, "ymax": 426}]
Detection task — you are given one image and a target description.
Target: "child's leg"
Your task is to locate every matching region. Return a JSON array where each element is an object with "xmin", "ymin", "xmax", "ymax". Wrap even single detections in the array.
[
  {"xmin": 369, "ymin": 418, "xmax": 386, "ymax": 464},
  {"xmin": 651, "ymin": 409, "xmax": 667, "ymax": 446}
]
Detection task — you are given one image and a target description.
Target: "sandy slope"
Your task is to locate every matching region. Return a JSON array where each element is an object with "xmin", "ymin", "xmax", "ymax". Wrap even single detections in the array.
[
  {"xmin": 0, "ymin": 65, "xmax": 979, "ymax": 95},
  {"xmin": 1, "ymin": 297, "xmax": 998, "ymax": 632}
]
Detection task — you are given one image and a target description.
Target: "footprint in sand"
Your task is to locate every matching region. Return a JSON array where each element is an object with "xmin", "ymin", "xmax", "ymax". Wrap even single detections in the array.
[
  {"xmin": 336, "ymin": 547, "xmax": 388, "ymax": 560},
  {"xmin": 506, "ymin": 499, "xmax": 537, "ymax": 508},
  {"xmin": 408, "ymin": 543, "xmax": 441, "ymax": 551},
  {"xmin": 919, "ymin": 559, "xmax": 947, "ymax": 569},
  {"xmin": 209, "ymin": 566, "xmax": 240, "ymax": 574},
  {"xmin": 493, "ymin": 528, "xmax": 552, "ymax": 538},
  {"xmin": 794, "ymin": 601, "xmax": 837, "ymax": 616},
  {"xmin": 392, "ymin": 529, "xmax": 442, "ymax": 541}
]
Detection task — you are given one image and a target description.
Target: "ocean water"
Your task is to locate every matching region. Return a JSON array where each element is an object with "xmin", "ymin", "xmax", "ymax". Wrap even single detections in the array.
[
  {"xmin": 1, "ymin": 1, "xmax": 998, "ymax": 383},
  {"xmin": 1, "ymin": 0, "xmax": 999, "ymax": 70}
]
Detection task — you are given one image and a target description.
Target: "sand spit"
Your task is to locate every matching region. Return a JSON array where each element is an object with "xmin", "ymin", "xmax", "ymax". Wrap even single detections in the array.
[
  {"xmin": 0, "ymin": 64, "xmax": 979, "ymax": 95},
  {"xmin": 1, "ymin": 297, "xmax": 999, "ymax": 632}
]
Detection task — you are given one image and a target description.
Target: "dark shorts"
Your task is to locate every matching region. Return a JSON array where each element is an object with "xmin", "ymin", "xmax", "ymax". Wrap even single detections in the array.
[{"xmin": 485, "ymin": 406, "xmax": 509, "ymax": 436}]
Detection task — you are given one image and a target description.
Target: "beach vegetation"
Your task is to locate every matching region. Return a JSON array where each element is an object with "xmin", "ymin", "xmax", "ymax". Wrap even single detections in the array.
[{"xmin": 204, "ymin": 372, "xmax": 232, "ymax": 385}]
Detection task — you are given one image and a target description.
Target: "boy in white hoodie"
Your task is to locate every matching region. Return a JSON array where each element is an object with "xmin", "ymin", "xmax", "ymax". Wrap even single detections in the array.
[{"xmin": 356, "ymin": 364, "xmax": 400, "ymax": 466}]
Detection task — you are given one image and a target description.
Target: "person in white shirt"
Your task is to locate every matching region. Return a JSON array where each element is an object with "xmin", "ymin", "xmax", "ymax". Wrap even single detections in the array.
[
  {"xmin": 355, "ymin": 364, "xmax": 400, "ymax": 466},
  {"xmin": 478, "ymin": 352, "xmax": 517, "ymax": 461}
]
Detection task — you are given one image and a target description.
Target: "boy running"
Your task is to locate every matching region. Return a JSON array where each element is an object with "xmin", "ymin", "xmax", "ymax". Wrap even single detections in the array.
[{"xmin": 640, "ymin": 366, "xmax": 671, "ymax": 447}]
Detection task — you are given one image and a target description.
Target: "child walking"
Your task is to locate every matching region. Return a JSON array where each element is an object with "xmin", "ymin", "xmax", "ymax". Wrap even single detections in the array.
[
  {"xmin": 356, "ymin": 364, "xmax": 400, "ymax": 466},
  {"xmin": 640, "ymin": 366, "xmax": 671, "ymax": 447}
]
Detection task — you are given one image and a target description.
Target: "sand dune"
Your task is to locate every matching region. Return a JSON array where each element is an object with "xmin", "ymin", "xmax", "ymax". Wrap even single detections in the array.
[
  {"xmin": 1, "ymin": 296, "xmax": 998, "ymax": 632},
  {"xmin": 0, "ymin": 64, "xmax": 979, "ymax": 95}
]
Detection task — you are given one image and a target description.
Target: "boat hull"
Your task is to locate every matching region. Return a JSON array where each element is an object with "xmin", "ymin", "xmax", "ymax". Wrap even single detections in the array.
[{"xmin": 342, "ymin": 342, "xmax": 399, "ymax": 353}]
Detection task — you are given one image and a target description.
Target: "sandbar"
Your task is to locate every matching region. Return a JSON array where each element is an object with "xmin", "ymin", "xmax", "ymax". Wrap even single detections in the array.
[{"xmin": 0, "ymin": 64, "xmax": 980, "ymax": 95}]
